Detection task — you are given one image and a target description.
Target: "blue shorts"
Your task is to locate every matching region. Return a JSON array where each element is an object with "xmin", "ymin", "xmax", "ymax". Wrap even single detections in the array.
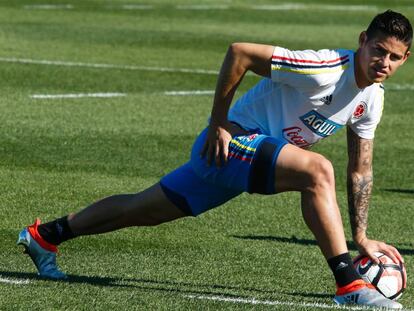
[{"xmin": 160, "ymin": 128, "xmax": 287, "ymax": 216}]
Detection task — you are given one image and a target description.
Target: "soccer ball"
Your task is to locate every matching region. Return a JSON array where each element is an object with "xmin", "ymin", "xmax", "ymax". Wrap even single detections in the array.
[{"xmin": 353, "ymin": 252, "xmax": 406, "ymax": 300}]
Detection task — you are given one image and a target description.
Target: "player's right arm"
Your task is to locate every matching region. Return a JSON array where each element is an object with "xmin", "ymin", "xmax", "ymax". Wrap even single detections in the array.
[{"xmin": 201, "ymin": 43, "xmax": 274, "ymax": 167}]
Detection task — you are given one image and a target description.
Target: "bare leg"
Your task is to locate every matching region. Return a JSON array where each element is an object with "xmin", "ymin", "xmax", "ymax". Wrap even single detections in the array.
[
  {"xmin": 274, "ymin": 144, "xmax": 348, "ymax": 260},
  {"xmin": 68, "ymin": 183, "xmax": 187, "ymax": 236}
]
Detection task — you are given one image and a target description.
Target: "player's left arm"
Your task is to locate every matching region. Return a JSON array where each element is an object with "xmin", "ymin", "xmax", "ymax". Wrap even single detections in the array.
[{"xmin": 346, "ymin": 126, "xmax": 403, "ymax": 264}]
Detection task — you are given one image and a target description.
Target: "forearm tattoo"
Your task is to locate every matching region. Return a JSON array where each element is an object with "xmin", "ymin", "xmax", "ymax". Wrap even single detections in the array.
[
  {"xmin": 347, "ymin": 129, "xmax": 374, "ymax": 237},
  {"xmin": 348, "ymin": 174, "xmax": 373, "ymax": 236}
]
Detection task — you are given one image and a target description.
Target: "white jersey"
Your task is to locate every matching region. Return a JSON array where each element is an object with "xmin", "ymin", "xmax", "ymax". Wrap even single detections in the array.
[{"xmin": 228, "ymin": 46, "xmax": 384, "ymax": 148}]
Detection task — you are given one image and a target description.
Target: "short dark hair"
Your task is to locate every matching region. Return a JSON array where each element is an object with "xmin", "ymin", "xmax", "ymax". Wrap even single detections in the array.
[{"xmin": 366, "ymin": 10, "xmax": 413, "ymax": 50}]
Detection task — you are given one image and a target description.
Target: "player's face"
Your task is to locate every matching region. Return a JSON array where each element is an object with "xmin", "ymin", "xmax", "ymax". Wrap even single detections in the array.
[{"xmin": 356, "ymin": 31, "xmax": 410, "ymax": 88}]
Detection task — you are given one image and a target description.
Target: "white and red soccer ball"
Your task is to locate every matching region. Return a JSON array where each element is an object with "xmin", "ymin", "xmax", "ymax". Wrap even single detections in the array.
[{"xmin": 353, "ymin": 252, "xmax": 406, "ymax": 300}]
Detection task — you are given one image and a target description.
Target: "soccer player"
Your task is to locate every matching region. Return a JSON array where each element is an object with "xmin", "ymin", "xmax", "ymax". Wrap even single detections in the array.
[{"xmin": 18, "ymin": 10, "xmax": 411, "ymax": 309}]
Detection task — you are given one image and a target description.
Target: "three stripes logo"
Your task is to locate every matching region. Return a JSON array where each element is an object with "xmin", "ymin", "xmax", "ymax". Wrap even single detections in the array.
[
  {"xmin": 335, "ymin": 262, "xmax": 349, "ymax": 271},
  {"xmin": 344, "ymin": 294, "xmax": 360, "ymax": 304},
  {"xmin": 320, "ymin": 94, "xmax": 333, "ymax": 105}
]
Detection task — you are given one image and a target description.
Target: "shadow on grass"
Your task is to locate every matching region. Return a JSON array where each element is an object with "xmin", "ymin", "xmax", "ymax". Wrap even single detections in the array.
[
  {"xmin": 0, "ymin": 271, "xmax": 133, "ymax": 288},
  {"xmin": 382, "ymin": 188, "xmax": 414, "ymax": 194},
  {"xmin": 232, "ymin": 235, "xmax": 414, "ymax": 256},
  {"xmin": 0, "ymin": 270, "xmax": 331, "ymax": 299}
]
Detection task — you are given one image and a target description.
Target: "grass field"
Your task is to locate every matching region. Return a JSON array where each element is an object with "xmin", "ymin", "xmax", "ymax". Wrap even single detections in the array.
[{"xmin": 0, "ymin": 0, "xmax": 413, "ymax": 310}]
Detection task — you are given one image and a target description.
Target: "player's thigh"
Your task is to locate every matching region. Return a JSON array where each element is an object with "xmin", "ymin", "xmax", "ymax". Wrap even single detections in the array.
[
  {"xmin": 274, "ymin": 144, "xmax": 334, "ymax": 193},
  {"xmin": 160, "ymin": 162, "xmax": 242, "ymax": 217}
]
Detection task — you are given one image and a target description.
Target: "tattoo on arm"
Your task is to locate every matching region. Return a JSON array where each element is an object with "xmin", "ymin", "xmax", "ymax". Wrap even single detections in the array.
[
  {"xmin": 347, "ymin": 128, "xmax": 374, "ymax": 238},
  {"xmin": 348, "ymin": 174, "xmax": 373, "ymax": 236}
]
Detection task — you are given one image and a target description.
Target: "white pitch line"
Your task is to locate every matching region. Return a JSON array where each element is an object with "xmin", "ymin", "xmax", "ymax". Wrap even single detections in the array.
[
  {"xmin": 251, "ymin": 4, "xmax": 307, "ymax": 10},
  {"xmin": 115, "ymin": 4, "xmax": 378, "ymax": 11},
  {"xmin": 20, "ymin": 3, "xmax": 386, "ymax": 12},
  {"xmin": 23, "ymin": 4, "xmax": 73, "ymax": 10},
  {"xmin": 30, "ymin": 93, "xmax": 126, "ymax": 99},
  {"xmin": 185, "ymin": 294, "xmax": 414, "ymax": 310},
  {"xmin": 1, "ymin": 57, "xmax": 414, "ymax": 92},
  {"xmin": 164, "ymin": 90, "xmax": 215, "ymax": 96},
  {"xmin": 0, "ymin": 277, "xmax": 30, "ymax": 285},
  {"xmin": 243, "ymin": 4, "xmax": 378, "ymax": 11},
  {"xmin": 121, "ymin": 4, "xmax": 154, "ymax": 10},
  {"xmin": 386, "ymin": 83, "xmax": 414, "ymax": 91},
  {"xmin": 176, "ymin": 5, "xmax": 230, "ymax": 10},
  {"xmin": 317, "ymin": 5, "xmax": 377, "ymax": 11},
  {"xmin": 0, "ymin": 57, "xmax": 218, "ymax": 75},
  {"xmin": 185, "ymin": 294, "xmax": 361, "ymax": 310}
]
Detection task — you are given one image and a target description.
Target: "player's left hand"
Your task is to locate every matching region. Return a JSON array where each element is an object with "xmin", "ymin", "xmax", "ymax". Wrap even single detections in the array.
[{"xmin": 354, "ymin": 236, "xmax": 403, "ymax": 264}]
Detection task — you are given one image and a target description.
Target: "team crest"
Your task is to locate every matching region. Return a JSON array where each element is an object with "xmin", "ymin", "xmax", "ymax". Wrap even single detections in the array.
[{"xmin": 353, "ymin": 102, "xmax": 367, "ymax": 119}]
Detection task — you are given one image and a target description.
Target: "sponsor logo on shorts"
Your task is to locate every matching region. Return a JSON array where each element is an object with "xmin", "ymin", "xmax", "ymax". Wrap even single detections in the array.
[
  {"xmin": 353, "ymin": 101, "xmax": 367, "ymax": 119},
  {"xmin": 300, "ymin": 110, "xmax": 343, "ymax": 137},
  {"xmin": 282, "ymin": 126, "xmax": 310, "ymax": 147}
]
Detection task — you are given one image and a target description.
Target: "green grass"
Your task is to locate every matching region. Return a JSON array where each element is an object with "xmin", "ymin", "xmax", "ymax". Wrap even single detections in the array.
[{"xmin": 0, "ymin": 0, "xmax": 413, "ymax": 310}]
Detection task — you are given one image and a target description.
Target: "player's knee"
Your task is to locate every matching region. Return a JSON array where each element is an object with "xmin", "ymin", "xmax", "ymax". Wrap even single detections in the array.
[
  {"xmin": 140, "ymin": 212, "xmax": 185, "ymax": 227},
  {"xmin": 306, "ymin": 154, "xmax": 335, "ymax": 191}
]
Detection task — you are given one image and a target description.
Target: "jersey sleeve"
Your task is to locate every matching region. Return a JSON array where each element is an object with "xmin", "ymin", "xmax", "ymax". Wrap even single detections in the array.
[
  {"xmin": 348, "ymin": 86, "xmax": 384, "ymax": 140},
  {"xmin": 271, "ymin": 46, "xmax": 351, "ymax": 96}
]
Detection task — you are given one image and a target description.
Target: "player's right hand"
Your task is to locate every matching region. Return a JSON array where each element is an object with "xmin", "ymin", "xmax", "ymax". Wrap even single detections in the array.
[
  {"xmin": 201, "ymin": 121, "xmax": 234, "ymax": 168},
  {"xmin": 355, "ymin": 236, "xmax": 403, "ymax": 265}
]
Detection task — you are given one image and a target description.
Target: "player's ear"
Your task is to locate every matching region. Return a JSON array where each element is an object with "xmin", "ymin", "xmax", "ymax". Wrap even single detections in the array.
[
  {"xmin": 405, "ymin": 50, "xmax": 410, "ymax": 59},
  {"xmin": 401, "ymin": 50, "xmax": 410, "ymax": 65},
  {"xmin": 359, "ymin": 31, "xmax": 368, "ymax": 47}
]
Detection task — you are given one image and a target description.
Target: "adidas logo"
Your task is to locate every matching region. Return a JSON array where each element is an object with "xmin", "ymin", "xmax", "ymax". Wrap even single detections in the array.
[
  {"xmin": 345, "ymin": 293, "xmax": 360, "ymax": 303},
  {"xmin": 336, "ymin": 262, "xmax": 349, "ymax": 271},
  {"xmin": 56, "ymin": 223, "xmax": 63, "ymax": 236},
  {"xmin": 320, "ymin": 94, "xmax": 333, "ymax": 105}
]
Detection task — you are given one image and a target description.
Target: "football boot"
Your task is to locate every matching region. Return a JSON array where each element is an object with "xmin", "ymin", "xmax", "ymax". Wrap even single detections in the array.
[
  {"xmin": 17, "ymin": 219, "xmax": 67, "ymax": 280},
  {"xmin": 334, "ymin": 279, "xmax": 402, "ymax": 309}
]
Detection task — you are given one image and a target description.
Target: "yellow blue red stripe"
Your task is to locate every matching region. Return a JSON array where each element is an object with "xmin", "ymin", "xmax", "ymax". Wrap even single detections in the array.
[
  {"xmin": 271, "ymin": 54, "xmax": 350, "ymax": 75},
  {"xmin": 272, "ymin": 64, "xmax": 349, "ymax": 75},
  {"xmin": 228, "ymin": 136, "xmax": 257, "ymax": 163}
]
